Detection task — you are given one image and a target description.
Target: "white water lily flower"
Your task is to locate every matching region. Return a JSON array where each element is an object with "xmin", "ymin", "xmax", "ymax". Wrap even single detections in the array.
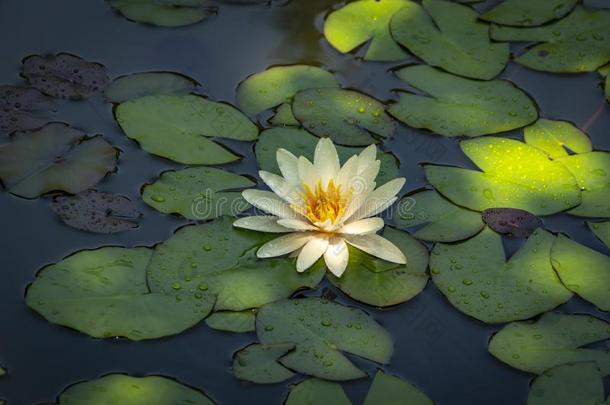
[{"xmin": 234, "ymin": 138, "xmax": 406, "ymax": 277}]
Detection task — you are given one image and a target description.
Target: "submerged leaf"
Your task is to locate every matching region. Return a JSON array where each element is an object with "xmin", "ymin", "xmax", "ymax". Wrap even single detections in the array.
[
  {"xmin": 0, "ymin": 86, "xmax": 53, "ymax": 132},
  {"xmin": 527, "ymin": 362, "xmax": 606, "ymax": 405},
  {"xmin": 105, "ymin": 72, "xmax": 198, "ymax": 103},
  {"xmin": 481, "ymin": 0, "xmax": 578, "ymax": 27},
  {"xmin": 589, "ymin": 221, "xmax": 610, "ymax": 247},
  {"xmin": 363, "ymin": 371, "xmax": 433, "ymax": 405},
  {"xmin": 285, "ymin": 378, "xmax": 351, "ymax": 405},
  {"xmin": 524, "ymin": 119, "xmax": 591, "ymax": 158},
  {"xmin": 26, "ymin": 247, "xmax": 214, "ymax": 340},
  {"xmin": 481, "ymin": 208, "xmax": 542, "ymax": 238},
  {"xmin": 115, "ymin": 94, "xmax": 258, "ymax": 164},
  {"xmin": 108, "ymin": 0, "xmax": 214, "ymax": 27},
  {"xmin": 234, "ymin": 343, "xmax": 296, "ymax": 384},
  {"xmin": 389, "ymin": 65, "xmax": 538, "ymax": 137},
  {"xmin": 205, "ymin": 310, "xmax": 256, "ymax": 333},
  {"xmin": 324, "ymin": 0, "xmax": 410, "ymax": 62},
  {"xmin": 391, "ymin": 0, "xmax": 508, "ymax": 80},
  {"xmin": 431, "ymin": 228, "xmax": 572, "ymax": 323},
  {"xmin": 0, "ymin": 123, "xmax": 118, "ymax": 199},
  {"xmin": 51, "ymin": 190, "xmax": 141, "ymax": 233},
  {"xmin": 489, "ymin": 312, "xmax": 610, "ymax": 375}
]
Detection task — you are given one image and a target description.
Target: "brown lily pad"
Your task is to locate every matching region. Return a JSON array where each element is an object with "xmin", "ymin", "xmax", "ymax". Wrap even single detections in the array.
[
  {"xmin": 0, "ymin": 86, "xmax": 53, "ymax": 132},
  {"xmin": 482, "ymin": 208, "xmax": 542, "ymax": 238}
]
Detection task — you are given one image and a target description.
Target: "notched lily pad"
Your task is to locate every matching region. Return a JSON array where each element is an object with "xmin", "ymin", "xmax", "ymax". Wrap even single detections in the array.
[
  {"xmin": 482, "ymin": 208, "xmax": 542, "ymax": 238},
  {"xmin": 527, "ymin": 362, "xmax": 606, "ymax": 405},
  {"xmin": 205, "ymin": 309, "xmax": 256, "ymax": 333},
  {"xmin": 51, "ymin": 190, "xmax": 141, "ymax": 233},
  {"xmin": 0, "ymin": 123, "xmax": 118, "ymax": 199},
  {"xmin": 22, "ymin": 53, "xmax": 108, "ymax": 100},
  {"xmin": 285, "ymin": 378, "xmax": 352, "ymax": 405},
  {"xmin": 481, "ymin": 0, "xmax": 578, "ymax": 27},
  {"xmin": 524, "ymin": 119, "xmax": 592, "ymax": 158},
  {"xmin": 105, "ymin": 71, "xmax": 198, "ymax": 103},
  {"xmin": 233, "ymin": 343, "xmax": 296, "ymax": 384},
  {"xmin": 0, "ymin": 85, "xmax": 53, "ymax": 132},
  {"xmin": 107, "ymin": 0, "xmax": 215, "ymax": 27}
]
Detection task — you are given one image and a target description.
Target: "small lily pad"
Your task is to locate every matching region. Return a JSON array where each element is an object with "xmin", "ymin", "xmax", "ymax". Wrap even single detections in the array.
[
  {"xmin": 551, "ymin": 234, "xmax": 610, "ymax": 311},
  {"xmin": 393, "ymin": 190, "xmax": 484, "ymax": 242},
  {"xmin": 431, "ymin": 228, "xmax": 572, "ymax": 323},
  {"xmin": 26, "ymin": 247, "xmax": 214, "ymax": 340},
  {"xmin": 0, "ymin": 123, "xmax": 118, "ymax": 199},
  {"xmin": 107, "ymin": 0, "xmax": 215, "ymax": 27},
  {"xmin": 142, "ymin": 167, "xmax": 254, "ymax": 220},
  {"xmin": 285, "ymin": 378, "xmax": 352, "ymax": 405},
  {"xmin": 488, "ymin": 312, "xmax": 610, "ymax": 375},
  {"xmin": 425, "ymin": 137, "xmax": 581, "ymax": 215},
  {"xmin": 205, "ymin": 310, "xmax": 256, "ymax": 333},
  {"xmin": 270, "ymin": 102, "xmax": 300, "ymax": 126},
  {"xmin": 257, "ymin": 297, "xmax": 393, "ymax": 380},
  {"xmin": 524, "ymin": 119, "xmax": 592, "ymax": 158},
  {"xmin": 114, "ymin": 94, "xmax": 258, "ymax": 164},
  {"xmin": 589, "ymin": 221, "xmax": 610, "ymax": 247},
  {"xmin": 233, "ymin": 343, "xmax": 296, "ymax": 384},
  {"xmin": 482, "ymin": 208, "xmax": 542, "ymax": 238},
  {"xmin": 491, "ymin": 6, "xmax": 610, "ymax": 73},
  {"xmin": 389, "ymin": 65, "xmax": 538, "ymax": 137},
  {"xmin": 390, "ymin": 0, "xmax": 509, "ymax": 80},
  {"xmin": 323, "ymin": 0, "xmax": 410, "ymax": 62},
  {"xmin": 292, "ymin": 88, "xmax": 395, "ymax": 146},
  {"xmin": 22, "ymin": 53, "xmax": 108, "ymax": 100},
  {"xmin": 105, "ymin": 71, "xmax": 198, "ymax": 103},
  {"xmin": 481, "ymin": 0, "xmax": 578, "ymax": 27},
  {"xmin": 51, "ymin": 190, "xmax": 141, "ymax": 233},
  {"xmin": 527, "ymin": 362, "xmax": 606, "ymax": 405},
  {"xmin": 0, "ymin": 85, "xmax": 53, "ymax": 132},
  {"xmin": 363, "ymin": 371, "xmax": 433, "ymax": 405},
  {"xmin": 56, "ymin": 374, "xmax": 214, "ymax": 404},
  {"xmin": 0, "ymin": 367, "xmax": 5, "ymax": 377}
]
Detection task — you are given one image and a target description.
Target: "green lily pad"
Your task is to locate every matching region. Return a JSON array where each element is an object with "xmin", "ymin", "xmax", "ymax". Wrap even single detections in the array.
[
  {"xmin": 142, "ymin": 167, "xmax": 254, "ymax": 220},
  {"xmin": 488, "ymin": 312, "xmax": 610, "ymax": 375},
  {"xmin": 270, "ymin": 102, "xmax": 300, "ymax": 126},
  {"xmin": 56, "ymin": 374, "xmax": 213, "ymax": 404},
  {"xmin": 556, "ymin": 152, "xmax": 610, "ymax": 218},
  {"xmin": 292, "ymin": 88, "xmax": 395, "ymax": 146},
  {"xmin": 425, "ymin": 137, "xmax": 581, "ymax": 215},
  {"xmin": 363, "ymin": 371, "xmax": 433, "ymax": 405},
  {"xmin": 146, "ymin": 217, "xmax": 325, "ymax": 312},
  {"xmin": 601, "ymin": 65, "xmax": 610, "ymax": 101},
  {"xmin": 256, "ymin": 297, "xmax": 393, "ymax": 380},
  {"xmin": 431, "ymin": 228, "xmax": 572, "ymax": 323},
  {"xmin": 388, "ymin": 65, "xmax": 538, "ymax": 137},
  {"xmin": 524, "ymin": 119, "xmax": 592, "ymax": 158},
  {"xmin": 285, "ymin": 378, "xmax": 352, "ymax": 405},
  {"xmin": 490, "ymin": 6, "xmax": 610, "ymax": 73},
  {"xmin": 205, "ymin": 309, "xmax": 256, "ymax": 332},
  {"xmin": 589, "ymin": 221, "xmax": 610, "ymax": 247},
  {"xmin": 233, "ymin": 343, "xmax": 296, "ymax": 384},
  {"xmin": 0, "ymin": 123, "xmax": 118, "ymax": 199},
  {"xmin": 26, "ymin": 247, "xmax": 214, "ymax": 340},
  {"xmin": 0, "ymin": 367, "xmax": 5, "ymax": 377},
  {"xmin": 105, "ymin": 72, "xmax": 197, "ymax": 103},
  {"xmin": 114, "ymin": 94, "xmax": 258, "ymax": 164},
  {"xmin": 323, "ymin": 0, "xmax": 410, "ymax": 62},
  {"xmin": 481, "ymin": 0, "xmax": 578, "ymax": 27},
  {"xmin": 393, "ymin": 190, "xmax": 484, "ymax": 242},
  {"xmin": 551, "ymin": 234, "xmax": 610, "ymax": 311},
  {"xmin": 527, "ymin": 362, "xmax": 606, "ymax": 405},
  {"xmin": 235, "ymin": 65, "xmax": 339, "ymax": 120},
  {"xmin": 390, "ymin": 0, "xmax": 508, "ymax": 80},
  {"xmin": 107, "ymin": 0, "xmax": 214, "ymax": 27},
  {"xmin": 328, "ymin": 227, "xmax": 429, "ymax": 307},
  {"xmin": 255, "ymin": 127, "xmax": 399, "ymax": 186}
]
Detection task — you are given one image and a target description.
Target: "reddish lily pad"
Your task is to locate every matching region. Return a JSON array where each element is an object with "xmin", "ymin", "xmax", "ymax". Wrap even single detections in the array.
[
  {"xmin": 482, "ymin": 208, "xmax": 542, "ymax": 238},
  {"xmin": 0, "ymin": 86, "xmax": 53, "ymax": 132}
]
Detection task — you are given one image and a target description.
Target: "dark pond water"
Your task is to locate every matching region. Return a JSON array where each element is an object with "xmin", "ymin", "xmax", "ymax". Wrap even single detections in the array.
[{"xmin": 0, "ymin": 0, "xmax": 609, "ymax": 404}]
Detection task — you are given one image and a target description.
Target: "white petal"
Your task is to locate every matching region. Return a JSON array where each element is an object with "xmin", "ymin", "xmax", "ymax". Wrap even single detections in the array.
[
  {"xmin": 314, "ymin": 138, "xmax": 340, "ymax": 185},
  {"xmin": 352, "ymin": 178, "xmax": 406, "ymax": 220},
  {"xmin": 277, "ymin": 218, "xmax": 319, "ymax": 231},
  {"xmin": 344, "ymin": 234, "xmax": 407, "ymax": 264},
  {"xmin": 242, "ymin": 189, "xmax": 300, "ymax": 219},
  {"xmin": 276, "ymin": 148, "xmax": 299, "ymax": 184},
  {"xmin": 259, "ymin": 171, "xmax": 302, "ymax": 204},
  {"xmin": 257, "ymin": 233, "xmax": 313, "ymax": 258},
  {"xmin": 324, "ymin": 237, "xmax": 349, "ymax": 277},
  {"xmin": 233, "ymin": 216, "xmax": 292, "ymax": 233},
  {"xmin": 338, "ymin": 217, "xmax": 384, "ymax": 235},
  {"xmin": 296, "ymin": 235, "xmax": 329, "ymax": 272},
  {"xmin": 357, "ymin": 144, "xmax": 377, "ymax": 170},
  {"xmin": 298, "ymin": 156, "xmax": 320, "ymax": 188},
  {"xmin": 335, "ymin": 155, "xmax": 359, "ymax": 189}
]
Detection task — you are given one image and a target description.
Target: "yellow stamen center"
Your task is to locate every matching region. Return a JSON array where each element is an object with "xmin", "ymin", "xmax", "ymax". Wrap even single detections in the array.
[{"xmin": 297, "ymin": 179, "xmax": 351, "ymax": 226}]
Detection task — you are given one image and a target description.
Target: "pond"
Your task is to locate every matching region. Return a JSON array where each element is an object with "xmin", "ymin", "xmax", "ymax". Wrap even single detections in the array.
[{"xmin": 0, "ymin": 0, "xmax": 609, "ymax": 404}]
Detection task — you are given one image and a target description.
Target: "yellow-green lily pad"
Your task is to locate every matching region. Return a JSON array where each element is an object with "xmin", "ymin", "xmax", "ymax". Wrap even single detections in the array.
[
  {"xmin": 107, "ymin": 0, "xmax": 214, "ymax": 27},
  {"xmin": 105, "ymin": 71, "xmax": 198, "ymax": 103},
  {"xmin": 589, "ymin": 221, "xmax": 610, "ymax": 247},
  {"xmin": 524, "ymin": 119, "xmax": 592, "ymax": 158}
]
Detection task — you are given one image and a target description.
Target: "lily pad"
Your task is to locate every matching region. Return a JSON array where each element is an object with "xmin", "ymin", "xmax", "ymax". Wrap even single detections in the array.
[
  {"xmin": 482, "ymin": 208, "xmax": 542, "ymax": 238},
  {"xmin": 255, "ymin": 127, "xmax": 399, "ymax": 186},
  {"xmin": 488, "ymin": 312, "xmax": 610, "ymax": 375},
  {"xmin": 233, "ymin": 343, "xmax": 296, "ymax": 384},
  {"xmin": 205, "ymin": 309, "xmax": 256, "ymax": 332},
  {"xmin": 430, "ymin": 228, "xmax": 573, "ymax": 323},
  {"xmin": 0, "ymin": 123, "xmax": 118, "ymax": 199},
  {"xmin": 524, "ymin": 119, "xmax": 591, "ymax": 158},
  {"xmin": 393, "ymin": 190, "xmax": 484, "ymax": 242},
  {"xmin": 527, "ymin": 362, "xmax": 606, "ymax": 405},
  {"xmin": 551, "ymin": 234, "xmax": 610, "ymax": 311},
  {"xmin": 22, "ymin": 53, "xmax": 108, "ymax": 100},
  {"xmin": 51, "ymin": 190, "xmax": 141, "ymax": 233},
  {"xmin": 257, "ymin": 297, "xmax": 393, "ymax": 380},
  {"xmin": 142, "ymin": 167, "xmax": 254, "ymax": 220},
  {"xmin": 323, "ymin": 0, "xmax": 410, "ymax": 62},
  {"xmin": 425, "ymin": 137, "xmax": 581, "ymax": 215},
  {"xmin": 388, "ymin": 65, "xmax": 538, "ymax": 137},
  {"xmin": 270, "ymin": 102, "xmax": 300, "ymax": 126},
  {"xmin": 107, "ymin": 0, "xmax": 215, "ymax": 27},
  {"xmin": 481, "ymin": 0, "xmax": 579, "ymax": 27},
  {"xmin": 146, "ymin": 217, "xmax": 325, "ymax": 312},
  {"xmin": 292, "ymin": 88, "xmax": 395, "ymax": 146},
  {"xmin": 55, "ymin": 374, "xmax": 213, "ymax": 404},
  {"xmin": 105, "ymin": 72, "xmax": 198, "ymax": 103},
  {"xmin": 390, "ymin": 0, "xmax": 508, "ymax": 80},
  {"xmin": 0, "ymin": 85, "xmax": 53, "ymax": 132},
  {"xmin": 235, "ymin": 65, "xmax": 339, "ymax": 122},
  {"xmin": 285, "ymin": 378, "xmax": 352, "ymax": 405},
  {"xmin": 490, "ymin": 6, "xmax": 610, "ymax": 73},
  {"xmin": 114, "ymin": 94, "xmax": 258, "ymax": 164},
  {"xmin": 589, "ymin": 221, "xmax": 610, "ymax": 247},
  {"xmin": 26, "ymin": 247, "xmax": 214, "ymax": 340},
  {"xmin": 328, "ymin": 227, "xmax": 430, "ymax": 307},
  {"xmin": 601, "ymin": 65, "xmax": 610, "ymax": 102},
  {"xmin": 363, "ymin": 371, "xmax": 433, "ymax": 405}
]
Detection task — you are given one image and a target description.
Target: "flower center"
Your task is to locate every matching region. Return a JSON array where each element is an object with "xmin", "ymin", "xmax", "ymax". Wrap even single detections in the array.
[{"xmin": 299, "ymin": 179, "xmax": 351, "ymax": 226}]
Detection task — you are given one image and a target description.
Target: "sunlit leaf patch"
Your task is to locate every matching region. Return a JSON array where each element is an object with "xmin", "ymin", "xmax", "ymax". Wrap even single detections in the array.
[
  {"xmin": 481, "ymin": 0, "xmax": 578, "ymax": 27},
  {"xmin": 105, "ymin": 71, "xmax": 198, "ymax": 103},
  {"xmin": 524, "ymin": 119, "xmax": 592, "ymax": 158},
  {"xmin": 107, "ymin": 0, "xmax": 215, "ymax": 27}
]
